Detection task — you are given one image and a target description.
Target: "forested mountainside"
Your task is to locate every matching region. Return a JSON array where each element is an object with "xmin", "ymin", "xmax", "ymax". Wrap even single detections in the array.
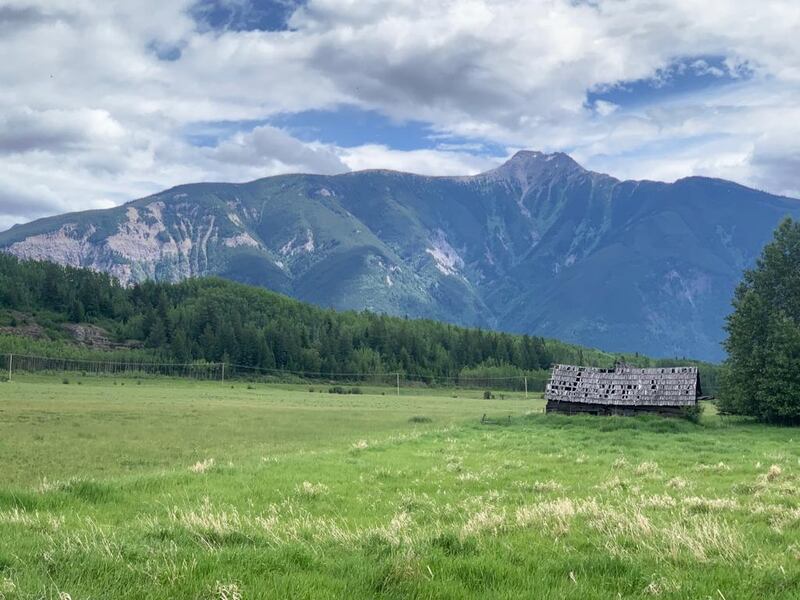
[
  {"xmin": 0, "ymin": 254, "xmax": 718, "ymax": 390},
  {"xmin": 4, "ymin": 151, "xmax": 795, "ymax": 361}
]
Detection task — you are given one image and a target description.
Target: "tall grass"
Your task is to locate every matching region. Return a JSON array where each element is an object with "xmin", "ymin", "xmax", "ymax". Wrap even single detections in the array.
[{"xmin": 0, "ymin": 377, "xmax": 795, "ymax": 598}]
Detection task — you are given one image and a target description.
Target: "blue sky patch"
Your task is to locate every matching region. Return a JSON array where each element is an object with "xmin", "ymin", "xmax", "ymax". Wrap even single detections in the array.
[
  {"xmin": 148, "ymin": 40, "xmax": 183, "ymax": 61},
  {"xmin": 190, "ymin": 0, "xmax": 304, "ymax": 32},
  {"xmin": 185, "ymin": 105, "xmax": 507, "ymax": 156},
  {"xmin": 271, "ymin": 106, "xmax": 438, "ymax": 151},
  {"xmin": 587, "ymin": 56, "xmax": 750, "ymax": 110}
]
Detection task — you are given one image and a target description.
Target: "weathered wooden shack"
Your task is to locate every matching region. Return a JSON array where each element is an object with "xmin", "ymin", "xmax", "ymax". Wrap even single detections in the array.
[{"xmin": 545, "ymin": 364, "xmax": 701, "ymax": 416}]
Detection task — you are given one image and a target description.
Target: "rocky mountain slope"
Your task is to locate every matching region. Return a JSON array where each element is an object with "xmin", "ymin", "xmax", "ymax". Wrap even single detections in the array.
[{"xmin": 2, "ymin": 151, "xmax": 797, "ymax": 361}]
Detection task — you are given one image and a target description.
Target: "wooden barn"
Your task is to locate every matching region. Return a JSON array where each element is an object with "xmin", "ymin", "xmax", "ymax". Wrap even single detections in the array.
[{"xmin": 545, "ymin": 364, "xmax": 701, "ymax": 417}]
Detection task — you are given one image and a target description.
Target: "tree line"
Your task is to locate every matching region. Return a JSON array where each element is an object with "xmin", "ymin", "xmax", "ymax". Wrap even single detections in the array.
[{"xmin": 0, "ymin": 253, "xmax": 720, "ymax": 391}]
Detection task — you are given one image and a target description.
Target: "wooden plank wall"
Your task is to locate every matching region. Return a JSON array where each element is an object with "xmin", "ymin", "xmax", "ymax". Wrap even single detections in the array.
[{"xmin": 545, "ymin": 364, "xmax": 699, "ymax": 407}]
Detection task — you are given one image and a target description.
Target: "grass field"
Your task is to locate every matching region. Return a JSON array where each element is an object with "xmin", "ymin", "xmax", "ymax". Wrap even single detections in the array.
[{"xmin": 1, "ymin": 377, "xmax": 799, "ymax": 599}]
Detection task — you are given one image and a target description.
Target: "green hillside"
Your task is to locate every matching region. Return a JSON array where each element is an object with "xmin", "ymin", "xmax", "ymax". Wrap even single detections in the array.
[{"xmin": 0, "ymin": 254, "xmax": 719, "ymax": 392}]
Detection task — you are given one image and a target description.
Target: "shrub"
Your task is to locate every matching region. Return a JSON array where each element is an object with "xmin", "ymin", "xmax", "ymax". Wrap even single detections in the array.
[
  {"xmin": 680, "ymin": 404, "xmax": 704, "ymax": 423},
  {"xmin": 327, "ymin": 386, "xmax": 362, "ymax": 395},
  {"xmin": 483, "ymin": 390, "xmax": 495, "ymax": 400},
  {"xmin": 62, "ymin": 378, "xmax": 69, "ymax": 385},
  {"xmin": 408, "ymin": 415, "xmax": 432, "ymax": 423}
]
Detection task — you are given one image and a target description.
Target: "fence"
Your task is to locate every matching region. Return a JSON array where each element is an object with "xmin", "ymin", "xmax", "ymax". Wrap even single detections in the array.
[
  {"xmin": 226, "ymin": 362, "xmax": 545, "ymax": 396},
  {"xmin": 0, "ymin": 353, "xmax": 224, "ymax": 381},
  {"xmin": 0, "ymin": 352, "xmax": 546, "ymax": 397}
]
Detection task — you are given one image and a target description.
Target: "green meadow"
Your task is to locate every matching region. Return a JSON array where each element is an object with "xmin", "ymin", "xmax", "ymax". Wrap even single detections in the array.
[{"xmin": 1, "ymin": 377, "xmax": 798, "ymax": 599}]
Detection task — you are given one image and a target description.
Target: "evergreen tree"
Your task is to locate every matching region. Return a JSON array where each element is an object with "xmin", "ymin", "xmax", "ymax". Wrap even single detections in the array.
[
  {"xmin": 69, "ymin": 299, "xmax": 86, "ymax": 323},
  {"xmin": 146, "ymin": 317, "xmax": 167, "ymax": 349},
  {"xmin": 170, "ymin": 329, "xmax": 192, "ymax": 363},
  {"xmin": 720, "ymin": 218, "xmax": 800, "ymax": 423}
]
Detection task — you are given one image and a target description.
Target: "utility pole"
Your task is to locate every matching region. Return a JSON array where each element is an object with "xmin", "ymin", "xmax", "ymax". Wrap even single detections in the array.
[
  {"xmin": 396, "ymin": 373, "xmax": 400, "ymax": 397},
  {"xmin": 524, "ymin": 376, "xmax": 528, "ymax": 400},
  {"xmin": 221, "ymin": 362, "xmax": 225, "ymax": 384}
]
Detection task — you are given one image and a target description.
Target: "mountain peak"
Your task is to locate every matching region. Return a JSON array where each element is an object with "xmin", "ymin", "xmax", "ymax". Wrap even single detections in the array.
[
  {"xmin": 506, "ymin": 150, "xmax": 583, "ymax": 170},
  {"xmin": 510, "ymin": 149, "xmax": 574, "ymax": 162},
  {"xmin": 482, "ymin": 150, "xmax": 585, "ymax": 187}
]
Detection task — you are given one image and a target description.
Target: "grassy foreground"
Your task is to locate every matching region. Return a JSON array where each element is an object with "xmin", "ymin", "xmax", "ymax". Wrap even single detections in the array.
[{"xmin": 0, "ymin": 378, "xmax": 798, "ymax": 599}]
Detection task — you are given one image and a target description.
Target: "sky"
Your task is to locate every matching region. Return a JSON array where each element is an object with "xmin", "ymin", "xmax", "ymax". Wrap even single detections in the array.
[{"xmin": 1, "ymin": 0, "xmax": 799, "ymax": 231}]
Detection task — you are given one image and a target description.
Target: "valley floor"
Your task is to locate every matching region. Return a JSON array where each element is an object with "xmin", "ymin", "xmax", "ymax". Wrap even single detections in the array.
[{"xmin": 0, "ymin": 378, "xmax": 798, "ymax": 599}]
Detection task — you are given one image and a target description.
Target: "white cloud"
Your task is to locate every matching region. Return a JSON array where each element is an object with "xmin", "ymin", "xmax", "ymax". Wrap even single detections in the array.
[
  {"xmin": 593, "ymin": 100, "xmax": 619, "ymax": 117},
  {"xmin": 208, "ymin": 125, "xmax": 347, "ymax": 174},
  {"xmin": 337, "ymin": 145, "xmax": 498, "ymax": 176},
  {"xmin": 0, "ymin": 106, "xmax": 125, "ymax": 154},
  {"xmin": 1, "ymin": 0, "xmax": 799, "ymax": 230}
]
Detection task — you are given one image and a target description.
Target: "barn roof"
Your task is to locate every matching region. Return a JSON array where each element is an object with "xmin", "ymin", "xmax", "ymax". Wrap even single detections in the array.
[{"xmin": 545, "ymin": 364, "xmax": 701, "ymax": 407}]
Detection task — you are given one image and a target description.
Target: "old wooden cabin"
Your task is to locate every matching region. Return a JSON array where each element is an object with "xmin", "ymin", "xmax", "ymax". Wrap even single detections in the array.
[{"xmin": 545, "ymin": 364, "xmax": 701, "ymax": 416}]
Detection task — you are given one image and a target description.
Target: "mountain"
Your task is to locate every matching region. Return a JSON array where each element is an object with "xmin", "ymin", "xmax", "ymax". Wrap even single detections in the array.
[{"xmin": 2, "ymin": 151, "xmax": 798, "ymax": 361}]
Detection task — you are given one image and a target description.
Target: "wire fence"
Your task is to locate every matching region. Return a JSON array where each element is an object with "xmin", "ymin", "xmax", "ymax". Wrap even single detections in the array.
[
  {"xmin": 0, "ymin": 352, "xmax": 547, "ymax": 396},
  {"xmin": 0, "ymin": 353, "xmax": 224, "ymax": 381}
]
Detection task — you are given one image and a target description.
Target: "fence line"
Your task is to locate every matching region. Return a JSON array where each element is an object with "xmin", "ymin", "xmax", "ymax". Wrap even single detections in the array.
[
  {"xmin": 228, "ymin": 362, "xmax": 537, "ymax": 382},
  {"xmin": 0, "ymin": 353, "xmax": 223, "ymax": 381},
  {"xmin": 227, "ymin": 362, "xmax": 542, "ymax": 393},
  {"xmin": 0, "ymin": 352, "xmax": 546, "ymax": 396}
]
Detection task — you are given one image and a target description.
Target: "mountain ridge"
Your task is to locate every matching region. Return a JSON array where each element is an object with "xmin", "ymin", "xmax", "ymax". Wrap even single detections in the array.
[{"xmin": 2, "ymin": 151, "xmax": 798, "ymax": 361}]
